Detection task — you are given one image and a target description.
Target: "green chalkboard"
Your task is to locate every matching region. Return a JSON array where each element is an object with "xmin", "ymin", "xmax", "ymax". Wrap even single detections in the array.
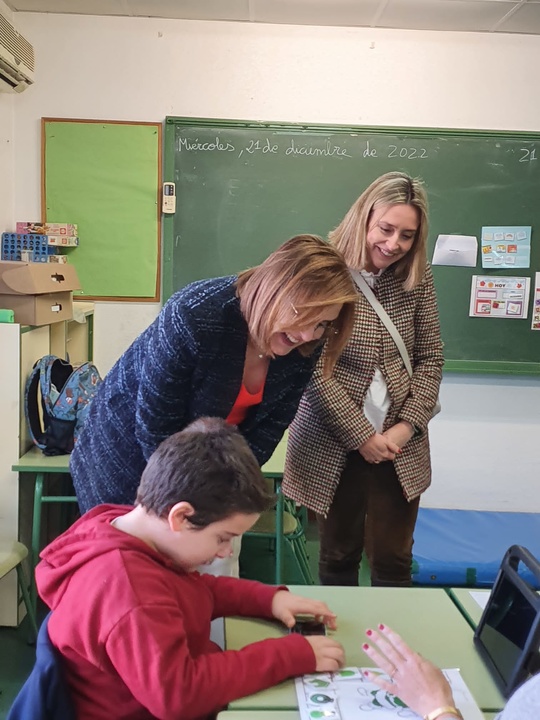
[
  {"xmin": 44, "ymin": 119, "xmax": 161, "ymax": 300},
  {"xmin": 163, "ymin": 117, "xmax": 540, "ymax": 374}
]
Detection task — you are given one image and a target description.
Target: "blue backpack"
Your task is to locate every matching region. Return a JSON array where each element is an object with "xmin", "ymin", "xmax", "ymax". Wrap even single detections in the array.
[{"xmin": 25, "ymin": 355, "xmax": 102, "ymax": 456}]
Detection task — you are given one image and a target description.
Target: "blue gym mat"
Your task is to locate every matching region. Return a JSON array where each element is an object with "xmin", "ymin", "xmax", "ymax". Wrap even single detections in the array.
[{"xmin": 411, "ymin": 508, "xmax": 540, "ymax": 588}]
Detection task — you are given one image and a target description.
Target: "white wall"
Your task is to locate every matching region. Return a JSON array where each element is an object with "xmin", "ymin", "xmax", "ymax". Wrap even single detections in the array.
[
  {"xmin": 0, "ymin": 0, "xmax": 14, "ymax": 233},
  {"xmin": 10, "ymin": 13, "xmax": 540, "ymax": 510}
]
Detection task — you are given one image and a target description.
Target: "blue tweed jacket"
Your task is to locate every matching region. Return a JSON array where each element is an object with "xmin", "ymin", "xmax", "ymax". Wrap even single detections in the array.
[{"xmin": 71, "ymin": 276, "xmax": 319, "ymax": 513}]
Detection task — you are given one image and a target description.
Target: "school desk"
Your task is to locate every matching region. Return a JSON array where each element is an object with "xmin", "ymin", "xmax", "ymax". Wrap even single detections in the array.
[
  {"xmin": 448, "ymin": 588, "xmax": 491, "ymax": 630},
  {"xmin": 12, "ymin": 446, "xmax": 76, "ymax": 610},
  {"xmin": 225, "ymin": 585, "xmax": 505, "ymax": 714},
  {"xmin": 261, "ymin": 432, "xmax": 287, "ymax": 476},
  {"xmin": 217, "ymin": 713, "xmax": 300, "ymax": 719},
  {"xmin": 260, "ymin": 434, "xmax": 288, "ymax": 584},
  {"xmin": 216, "ymin": 713, "xmax": 499, "ymax": 719}
]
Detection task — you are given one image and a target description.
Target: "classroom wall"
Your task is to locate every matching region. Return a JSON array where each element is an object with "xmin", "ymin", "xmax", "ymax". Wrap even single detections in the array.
[
  {"xmin": 10, "ymin": 12, "xmax": 540, "ymax": 512},
  {"xmin": 0, "ymin": 97, "xmax": 13, "ymax": 235},
  {"xmin": 0, "ymin": 2, "xmax": 14, "ymax": 236}
]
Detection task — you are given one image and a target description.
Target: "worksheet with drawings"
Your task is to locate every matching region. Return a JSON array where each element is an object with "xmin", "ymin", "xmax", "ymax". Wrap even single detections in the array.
[{"xmin": 295, "ymin": 667, "xmax": 484, "ymax": 719}]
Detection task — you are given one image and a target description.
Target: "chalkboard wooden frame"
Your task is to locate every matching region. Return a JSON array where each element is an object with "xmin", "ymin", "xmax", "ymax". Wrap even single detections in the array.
[
  {"xmin": 164, "ymin": 117, "xmax": 540, "ymax": 375},
  {"xmin": 43, "ymin": 118, "xmax": 161, "ymax": 301}
]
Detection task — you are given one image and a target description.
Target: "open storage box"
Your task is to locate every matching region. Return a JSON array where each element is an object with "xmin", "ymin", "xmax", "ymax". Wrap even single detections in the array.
[{"xmin": 0, "ymin": 261, "xmax": 80, "ymax": 326}]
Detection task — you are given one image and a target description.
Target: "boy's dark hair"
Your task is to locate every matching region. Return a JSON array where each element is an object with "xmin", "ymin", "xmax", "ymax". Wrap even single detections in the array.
[{"xmin": 136, "ymin": 417, "xmax": 274, "ymax": 525}]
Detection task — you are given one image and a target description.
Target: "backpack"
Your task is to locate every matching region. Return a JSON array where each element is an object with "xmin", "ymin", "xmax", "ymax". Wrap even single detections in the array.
[{"xmin": 25, "ymin": 354, "xmax": 102, "ymax": 456}]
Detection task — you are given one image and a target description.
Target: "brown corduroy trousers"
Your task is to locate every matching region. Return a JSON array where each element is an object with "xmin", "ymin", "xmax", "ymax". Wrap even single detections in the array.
[{"xmin": 317, "ymin": 451, "xmax": 420, "ymax": 587}]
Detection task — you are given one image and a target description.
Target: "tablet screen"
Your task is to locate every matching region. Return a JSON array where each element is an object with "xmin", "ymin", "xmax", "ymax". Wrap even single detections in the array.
[
  {"xmin": 474, "ymin": 546, "xmax": 540, "ymax": 697},
  {"xmin": 477, "ymin": 576, "xmax": 536, "ymax": 683}
]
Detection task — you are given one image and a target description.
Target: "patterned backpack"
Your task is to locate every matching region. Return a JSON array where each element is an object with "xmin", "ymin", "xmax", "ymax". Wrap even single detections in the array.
[{"xmin": 25, "ymin": 355, "xmax": 102, "ymax": 456}]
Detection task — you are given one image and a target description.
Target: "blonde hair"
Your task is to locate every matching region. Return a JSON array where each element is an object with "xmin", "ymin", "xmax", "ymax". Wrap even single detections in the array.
[
  {"xmin": 236, "ymin": 234, "xmax": 357, "ymax": 376},
  {"xmin": 329, "ymin": 172, "xmax": 429, "ymax": 291}
]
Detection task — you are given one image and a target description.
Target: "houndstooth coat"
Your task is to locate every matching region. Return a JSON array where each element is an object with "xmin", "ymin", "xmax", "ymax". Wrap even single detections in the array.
[{"xmin": 283, "ymin": 264, "xmax": 444, "ymax": 516}]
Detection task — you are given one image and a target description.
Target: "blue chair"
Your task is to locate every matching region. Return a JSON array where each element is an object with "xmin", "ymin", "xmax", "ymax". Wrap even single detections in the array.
[{"xmin": 7, "ymin": 612, "xmax": 75, "ymax": 720}]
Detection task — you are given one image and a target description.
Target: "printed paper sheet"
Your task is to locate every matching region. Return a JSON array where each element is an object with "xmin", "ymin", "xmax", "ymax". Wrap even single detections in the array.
[{"xmin": 295, "ymin": 667, "xmax": 484, "ymax": 720}]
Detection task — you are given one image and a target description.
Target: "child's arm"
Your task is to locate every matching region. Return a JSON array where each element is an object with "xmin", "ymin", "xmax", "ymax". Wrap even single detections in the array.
[
  {"xmin": 200, "ymin": 574, "xmax": 337, "ymax": 629},
  {"xmin": 105, "ymin": 602, "xmax": 341, "ymax": 720}
]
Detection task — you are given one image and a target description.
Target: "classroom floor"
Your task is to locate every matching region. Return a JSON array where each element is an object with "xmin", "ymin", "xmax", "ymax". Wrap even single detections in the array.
[
  {"xmin": 0, "ymin": 520, "xmax": 370, "ymax": 719},
  {"xmin": 0, "ymin": 614, "xmax": 39, "ymax": 719}
]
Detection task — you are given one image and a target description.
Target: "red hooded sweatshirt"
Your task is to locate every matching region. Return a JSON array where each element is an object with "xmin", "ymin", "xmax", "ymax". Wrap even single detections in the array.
[{"xmin": 36, "ymin": 505, "xmax": 316, "ymax": 720}]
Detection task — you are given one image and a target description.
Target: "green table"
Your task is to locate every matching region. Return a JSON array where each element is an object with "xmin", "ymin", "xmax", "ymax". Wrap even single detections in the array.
[
  {"xmin": 225, "ymin": 585, "xmax": 505, "ymax": 714},
  {"xmin": 261, "ymin": 434, "xmax": 287, "ymax": 476},
  {"xmin": 218, "ymin": 714, "xmax": 498, "ymax": 719},
  {"xmin": 260, "ymin": 435, "xmax": 288, "ymax": 584},
  {"xmin": 218, "ymin": 713, "xmax": 300, "ymax": 719},
  {"xmin": 12, "ymin": 446, "xmax": 76, "ymax": 610},
  {"xmin": 447, "ymin": 588, "xmax": 491, "ymax": 629}
]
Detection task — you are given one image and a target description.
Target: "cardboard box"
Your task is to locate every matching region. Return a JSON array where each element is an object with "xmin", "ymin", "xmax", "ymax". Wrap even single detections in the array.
[
  {"xmin": 46, "ymin": 235, "xmax": 79, "ymax": 246},
  {"xmin": 6, "ymin": 291, "xmax": 74, "ymax": 325},
  {"xmin": 16, "ymin": 222, "xmax": 78, "ymax": 236},
  {"xmin": 0, "ymin": 261, "xmax": 80, "ymax": 326}
]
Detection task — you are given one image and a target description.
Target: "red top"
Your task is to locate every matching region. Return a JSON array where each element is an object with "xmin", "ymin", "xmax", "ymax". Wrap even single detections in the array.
[
  {"xmin": 226, "ymin": 382, "xmax": 265, "ymax": 426},
  {"xmin": 36, "ymin": 505, "xmax": 316, "ymax": 720}
]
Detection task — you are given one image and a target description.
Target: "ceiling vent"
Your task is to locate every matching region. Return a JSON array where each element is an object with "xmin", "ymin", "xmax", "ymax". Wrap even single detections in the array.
[{"xmin": 0, "ymin": 13, "xmax": 35, "ymax": 93}]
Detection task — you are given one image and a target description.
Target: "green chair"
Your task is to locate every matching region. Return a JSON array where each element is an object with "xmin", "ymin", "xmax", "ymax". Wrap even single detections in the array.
[
  {"xmin": 0, "ymin": 541, "xmax": 39, "ymax": 641},
  {"xmin": 243, "ymin": 478, "xmax": 315, "ymax": 586}
]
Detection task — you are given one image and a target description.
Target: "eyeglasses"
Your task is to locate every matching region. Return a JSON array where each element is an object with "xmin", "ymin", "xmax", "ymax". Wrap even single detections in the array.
[
  {"xmin": 314, "ymin": 320, "xmax": 334, "ymax": 337},
  {"xmin": 291, "ymin": 304, "xmax": 336, "ymax": 339}
]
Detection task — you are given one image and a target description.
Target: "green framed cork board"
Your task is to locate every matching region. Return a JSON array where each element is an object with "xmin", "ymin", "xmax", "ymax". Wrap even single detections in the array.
[{"xmin": 43, "ymin": 118, "xmax": 161, "ymax": 300}]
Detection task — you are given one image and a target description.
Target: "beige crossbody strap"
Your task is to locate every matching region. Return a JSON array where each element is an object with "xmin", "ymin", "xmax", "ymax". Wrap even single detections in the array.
[{"xmin": 350, "ymin": 269, "xmax": 413, "ymax": 378}]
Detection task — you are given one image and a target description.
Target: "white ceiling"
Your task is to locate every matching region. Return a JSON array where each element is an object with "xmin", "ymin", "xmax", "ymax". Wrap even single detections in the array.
[{"xmin": 6, "ymin": 0, "xmax": 540, "ymax": 36}]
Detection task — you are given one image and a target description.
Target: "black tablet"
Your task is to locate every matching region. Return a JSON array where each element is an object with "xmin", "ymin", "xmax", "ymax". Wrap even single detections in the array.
[{"xmin": 474, "ymin": 545, "xmax": 540, "ymax": 698}]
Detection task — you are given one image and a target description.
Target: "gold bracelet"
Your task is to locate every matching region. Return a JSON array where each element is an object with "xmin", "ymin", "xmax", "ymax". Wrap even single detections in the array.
[{"xmin": 424, "ymin": 707, "xmax": 463, "ymax": 720}]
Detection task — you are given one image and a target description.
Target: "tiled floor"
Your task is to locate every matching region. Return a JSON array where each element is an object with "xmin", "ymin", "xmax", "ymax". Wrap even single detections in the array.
[{"xmin": 0, "ymin": 615, "xmax": 36, "ymax": 719}]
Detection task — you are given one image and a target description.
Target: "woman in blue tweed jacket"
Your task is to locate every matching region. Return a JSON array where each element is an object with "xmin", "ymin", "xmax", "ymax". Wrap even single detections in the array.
[
  {"xmin": 284, "ymin": 174, "xmax": 444, "ymax": 587},
  {"xmin": 71, "ymin": 235, "xmax": 357, "ymax": 517}
]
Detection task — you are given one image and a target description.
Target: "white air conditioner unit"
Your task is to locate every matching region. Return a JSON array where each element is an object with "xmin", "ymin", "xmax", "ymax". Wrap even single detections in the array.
[{"xmin": 0, "ymin": 13, "xmax": 35, "ymax": 93}]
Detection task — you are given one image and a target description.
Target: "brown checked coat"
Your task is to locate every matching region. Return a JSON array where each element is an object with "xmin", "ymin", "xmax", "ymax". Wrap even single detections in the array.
[{"xmin": 283, "ymin": 264, "xmax": 444, "ymax": 516}]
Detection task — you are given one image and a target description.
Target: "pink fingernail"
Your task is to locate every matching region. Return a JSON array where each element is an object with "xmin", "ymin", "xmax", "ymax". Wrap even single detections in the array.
[
  {"xmin": 378, "ymin": 623, "xmax": 385, "ymax": 630},
  {"xmin": 362, "ymin": 643, "xmax": 369, "ymax": 650},
  {"xmin": 366, "ymin": 629, "xmax": 373, "ymax": 636}
]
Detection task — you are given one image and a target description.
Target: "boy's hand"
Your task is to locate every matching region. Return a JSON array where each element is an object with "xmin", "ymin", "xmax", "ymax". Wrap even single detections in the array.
[
  {"xmin": 271, "ymin": 590, "xmax": 338, "ymax": 631},
  {"xmin": 305, "ymin": 635, "xmax": 345, "ymax": 672}
]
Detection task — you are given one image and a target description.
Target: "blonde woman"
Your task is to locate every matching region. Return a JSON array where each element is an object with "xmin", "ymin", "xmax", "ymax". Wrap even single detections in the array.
[
  {"xmin": 284, "ymin": 173, "xmax": 444, "ymax": 587},
  {"xmin": 71, "ymin": 234, "xmax": 357, "ymax": 521}
]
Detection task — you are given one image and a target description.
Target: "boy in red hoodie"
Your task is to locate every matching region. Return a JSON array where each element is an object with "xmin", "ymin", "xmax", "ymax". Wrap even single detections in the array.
[{"xmin": 36, "ymin": 417, "xmax": 345, "ymax": 720}]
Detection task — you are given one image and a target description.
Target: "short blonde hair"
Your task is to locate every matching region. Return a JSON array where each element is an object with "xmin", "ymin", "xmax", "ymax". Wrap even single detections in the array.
[
  {"xmin": 329, "ymin": 172, "xmax": 429, "ymax": 291},
  {"xmin": 236, "ymin": 235, "xmax": 357, "ymax": 377}
]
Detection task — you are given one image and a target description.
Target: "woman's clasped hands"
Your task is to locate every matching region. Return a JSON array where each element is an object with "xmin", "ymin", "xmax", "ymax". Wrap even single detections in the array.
[
  {"xmin": 359, "ymin": 432, "xmax": 400, "ymax": 464},
  {"xmin": 360, "ymin": 420, "xmax": 415, "ymax": 464}
]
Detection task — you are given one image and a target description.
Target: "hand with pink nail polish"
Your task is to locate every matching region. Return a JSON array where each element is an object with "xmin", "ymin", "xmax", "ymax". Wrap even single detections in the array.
[{"xmin": 361, "ymin": 624, "xmax": 457, "ymax": 719}]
